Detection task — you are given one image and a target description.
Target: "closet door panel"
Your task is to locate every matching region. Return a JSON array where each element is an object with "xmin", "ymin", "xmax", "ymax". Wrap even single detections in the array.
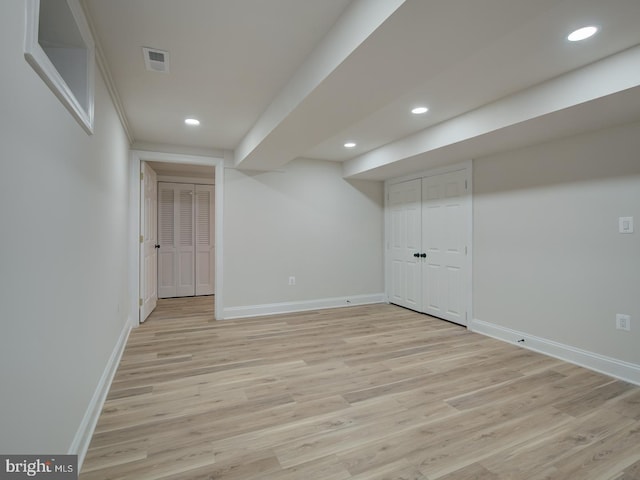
[
  {"xmin": 176, "ymin": 186, "xmax": 195, "ymax": 297},
  {"xmin": 157, "ymin": 183, "xmax": 178, "ymax": 298},
  {"xmin": 195, "ymin": 185, "xmax": 215, "ymax": 295},
  {"xmin": 422, "ymin": 170, "xmax": 468, "ymax": 325},
  {"xmin": 388, "ymin": 179, "xmax": 422, "ymax": 311}
]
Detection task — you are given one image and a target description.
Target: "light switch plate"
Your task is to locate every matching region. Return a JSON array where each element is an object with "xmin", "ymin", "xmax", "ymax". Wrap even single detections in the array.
[{"xmin": 619, "ymin": 216, "xmax": 634, "ymax": 234}]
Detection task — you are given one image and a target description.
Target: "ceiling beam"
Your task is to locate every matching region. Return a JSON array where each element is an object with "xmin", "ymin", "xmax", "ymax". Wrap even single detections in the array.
[
  {"xmin": 343, "ymin": 44, "xmax": 640, "ymax": 180},
  {"xmin": 233, "ymin": 0, "xmax": 406, "ymax": 171}
]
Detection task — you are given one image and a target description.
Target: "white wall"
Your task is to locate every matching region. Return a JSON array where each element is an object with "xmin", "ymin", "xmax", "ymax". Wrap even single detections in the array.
[
  {"xmin": 473, "ymin": 120, "xmax": 640, "ymax": 366},
  {"xmin": 224, "ymin": 158, "xmax": 384, "ymax": 311},
  {"xmin": 0, "ymin": 0, "xmax": 130, "ymax": 454}
]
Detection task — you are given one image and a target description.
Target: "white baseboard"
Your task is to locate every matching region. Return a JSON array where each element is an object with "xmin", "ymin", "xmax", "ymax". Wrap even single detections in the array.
[
  {"xmin": 223, "ymin": 293, "xmax": 386, "ymax": 320},
  {"xmin": 69, "ymin": 320, "xmax": 131, "ymax": 470},
  {"xmin": 469, "ymin": 318, "xmax": 640, "ymax": 386}
]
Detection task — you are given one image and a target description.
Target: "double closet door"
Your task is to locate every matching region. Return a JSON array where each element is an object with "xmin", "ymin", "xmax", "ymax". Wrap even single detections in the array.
[
  {"xmin": 388, "ymin": 169, "xmax": 469, "ymax": 326},
  {"xmin": 158, "ymin": 182, "xmax": 214, "ymax": 298}
]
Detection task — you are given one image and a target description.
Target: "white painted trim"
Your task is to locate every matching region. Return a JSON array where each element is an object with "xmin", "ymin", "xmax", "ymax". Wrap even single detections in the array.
[
  {"xmin": 129, "ymin": 150, "xmax": 225, "ymax": 324},
  {"xmin": 80, "ymin": 0, "xmax": 132, "ymax": 143},
  {"xmin": 128, "ymin": 151, "xmax": 141, "ymax": 328},
  {"xmin": 223, "ymin": 293, "xmax": 386, "ymax": 320},
  {"xmin": 384, "ymin": 161, "xmax": 473, "ymax": 326},
  {"xmin": 156, "ymin": 175, "xmax": 215, "ymax": 185},
  {"xmin": 133, "ymin": 151, "xmax": 221, "ymax": 167},
  {"xmin": 69, "ymin": 321, "xmax": 130, "ymax": 469},
  {"xmin": 466, "ymin": 160, "xmax": 474, "ymax": 327},
  {"xmin": 24, "ymin": 0, "xmax": 95, "ymax": 134},
  {"xmin": 470, "ymin": 318, "xmax": 640, "ymax": 386}
]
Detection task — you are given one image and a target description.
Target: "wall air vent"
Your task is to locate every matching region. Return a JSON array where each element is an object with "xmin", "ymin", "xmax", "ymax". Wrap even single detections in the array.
[{"xmin": 142, "ymin": 47, "xmax": 169, "ymax": 73}]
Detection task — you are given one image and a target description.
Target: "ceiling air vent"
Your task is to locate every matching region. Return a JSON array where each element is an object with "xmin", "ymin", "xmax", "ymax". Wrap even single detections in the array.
[{"xmin": 142, "ymin": 47, "xmax": 169, "ymax": 73}]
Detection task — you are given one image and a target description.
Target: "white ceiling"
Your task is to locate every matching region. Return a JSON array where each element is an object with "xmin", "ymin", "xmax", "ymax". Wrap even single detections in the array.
[{"xmin": 83, "ymin": 0, "xmax": 640, "ymax": 180}]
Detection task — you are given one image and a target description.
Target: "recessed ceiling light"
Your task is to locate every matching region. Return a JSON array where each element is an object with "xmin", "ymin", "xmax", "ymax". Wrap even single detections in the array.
[
  {"xmin": 411, "ymin": 106, "xmax": 429, "ymax": 115},
  {"xmin": 567, "ymin": 26, "xmax": 598, "ymax": 42},
  {"xmin": 185, "ymin": 118, "xmax": 200, "ymax": 126},
  {"xmin": 344, "ymin": 142, "xmax": 357, "ymax": 148}
]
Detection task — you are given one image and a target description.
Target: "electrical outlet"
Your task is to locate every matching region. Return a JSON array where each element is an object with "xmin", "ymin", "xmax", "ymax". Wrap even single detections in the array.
[
  {"xmin": 616, "ymin": 314, "xmax": 631, "ymax": 331},
  {"xmin": 619, "ymin": 217, "xmax": 634, "ymax": 234},
  {"xmin": 288, "ymin": 276, "xmax": 296, "ymax": 286}
]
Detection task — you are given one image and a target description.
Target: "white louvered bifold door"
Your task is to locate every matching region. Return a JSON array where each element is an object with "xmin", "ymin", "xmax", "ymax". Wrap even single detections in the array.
[
  {"xmin": 157, "ymin": 182, "xmax": 213, "ymax": 299},
  {"xmin": 195, "ymin": 185, "xmax": 215, "ymax": 295},
  {"xmin": 158, "ymin": 183, "xmax": 178, "ymax": 298},
  {"xmin": 176, "ymin": 185, "xmax": 195, "ymax": 296}
]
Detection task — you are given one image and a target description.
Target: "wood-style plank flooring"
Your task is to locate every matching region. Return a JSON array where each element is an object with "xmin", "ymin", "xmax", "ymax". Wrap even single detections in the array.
[{"xmin": 81, "ymin": 297, "xmax": 640, "ymax": 479}]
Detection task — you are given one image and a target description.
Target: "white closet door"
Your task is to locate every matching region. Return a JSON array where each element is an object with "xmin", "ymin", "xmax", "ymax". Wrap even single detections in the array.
[
  {"xmin": 422, "ymin": 169, "xmax": 468, "ymax": 325},
  {"xmin": 158, "ymin": 182, "xmax": 213, "ymax": 299},
  {"xmin": 176, "ymin": 185, "xmax": 195, "ymax": 297},
  {"xmin": 158, "ymin": 183, "xmax": 178, "ymax": 298},
  {"xmin": 140, "ymin": 162, "xmax": 158, "ymax": 322},
  {"xmin": 389, "ymin": 178, "xmax": 422, "ymax": 311},
  {"xmin": 195, "ymin": 185, "xmax": 215, "ymax": 295}
]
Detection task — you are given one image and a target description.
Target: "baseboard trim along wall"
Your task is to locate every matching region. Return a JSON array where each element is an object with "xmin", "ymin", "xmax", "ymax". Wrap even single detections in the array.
[
  {"xmin": 69, "ymin": 321, "xmax": 131, "ymax": 470},
  {"xmin": 223, "ymin": 293, "xmax": 387, "ymax": 320},
  {"xmin": 470, "ymin": 318, "xmax": 640, "ymax": 386}
]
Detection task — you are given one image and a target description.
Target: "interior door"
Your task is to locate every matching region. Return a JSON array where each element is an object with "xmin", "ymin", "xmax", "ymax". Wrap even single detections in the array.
[
  {"xmin": 158, "ymin": 182, "xmax": 197, "ymax": 298},
  {"xmin": 195, "ymin": 185, "xmax": 215, "ymax": 295},
  {"xmin": 140, "ymin": 162, "xmax": 158, "ymax": 322},
  {"xmin": 389, "ymin": 178, "xmax": 422, "ymax": 311},
  {"xmin": 422, "ymin": 169, "xmax": 468, "ymax": 325}
]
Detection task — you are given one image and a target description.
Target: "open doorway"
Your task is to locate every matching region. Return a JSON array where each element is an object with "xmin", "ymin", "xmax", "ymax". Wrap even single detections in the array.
[{"xmin": 129, "ymin": 151, "xmax": 224, "ymax": 326}]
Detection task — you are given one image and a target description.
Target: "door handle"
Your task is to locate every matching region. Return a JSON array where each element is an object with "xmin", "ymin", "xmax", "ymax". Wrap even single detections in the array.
[
  {"xmin": 420, "ymin": 253, "xmax": 427, "ymax": 258},
  {"xmin": 413, "ymin": 253, "xmax": 420, "ymax": 258},
  {"xmin": 155, "ymin": 244, "xmax": 160, "ymax": 249}
]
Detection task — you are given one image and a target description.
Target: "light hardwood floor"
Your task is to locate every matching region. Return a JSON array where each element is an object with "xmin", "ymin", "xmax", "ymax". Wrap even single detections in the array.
[{"xmin": 81, "ymin": 297, "xmax": 640, "ymax": 480}]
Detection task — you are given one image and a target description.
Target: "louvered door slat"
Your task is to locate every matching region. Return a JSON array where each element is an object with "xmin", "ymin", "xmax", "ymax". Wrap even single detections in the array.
[
  {"xmin": 196, "ymin": 190, "xmax": 210, "ymax": 246},
  {"xmin": 179, "ymin": 190, "xmax": 193, "ymax": 246},
  {"xmin": 158, "ymin": 188, "xmax": 175, "ymax": 247}
]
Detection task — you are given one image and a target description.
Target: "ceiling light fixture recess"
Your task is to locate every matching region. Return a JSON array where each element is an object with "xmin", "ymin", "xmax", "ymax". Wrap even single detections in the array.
[
  {"xmin": 185, "ymin": 118, "xmax": 200, "ymax": 126},
  {"xmin": 567, "ymin": 26, "xmax": 598, "ymax": 42},
  {"xmin": 344, "ymin": 142, "xmax": 357, "ymax": 148},
  {"xmin": 411, "ymin": 106, "xmax": 429, "ymax": 115}
]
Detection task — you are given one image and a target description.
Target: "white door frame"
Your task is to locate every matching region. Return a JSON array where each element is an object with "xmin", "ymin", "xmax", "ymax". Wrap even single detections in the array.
[
  {"xmin": 384, "ymin": 160, "xmax": 473, "ymax": 327},
  {"xmin": 128, "ymin": 150, "xmax": 224, "ymax": 327}
]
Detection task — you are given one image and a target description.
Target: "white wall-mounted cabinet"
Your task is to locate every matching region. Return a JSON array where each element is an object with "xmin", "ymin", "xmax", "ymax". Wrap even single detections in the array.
[
  {"xmin": 387, "ymin": 165, "xmax": 471, "ymax": 326},
  {"xmin": 158, "ymin": 182, "xmax": 214, "ymax": 298}
]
